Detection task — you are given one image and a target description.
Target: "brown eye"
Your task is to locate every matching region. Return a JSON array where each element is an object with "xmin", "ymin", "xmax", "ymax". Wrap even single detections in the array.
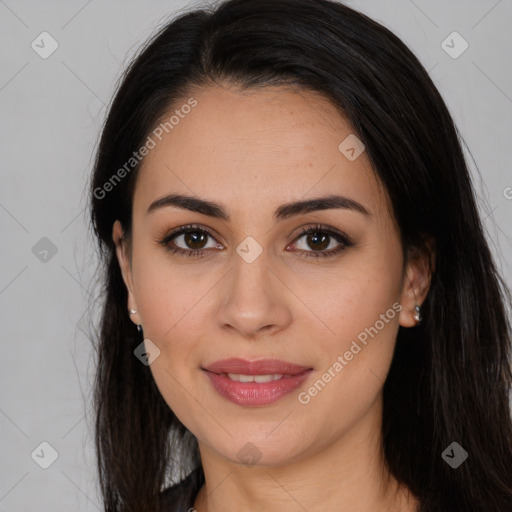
[
  {"xmin": 159, "ymin": 224, "xmax": 221, "ymax": 257},
  {"xmin": 182, "ymin": 231, "xmax": 209, "ymax": 250},
  {"xmin": 289, "ymin": 224, "xmax": 354, "ymax": 259},
  {"xmin": 303, "ymin": 232, "xmax": 330, "ymax": 251}
]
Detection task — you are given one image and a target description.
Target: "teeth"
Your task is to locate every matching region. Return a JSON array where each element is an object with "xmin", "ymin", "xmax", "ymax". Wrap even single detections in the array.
[{"xmin": 226, "ymin": 373, "xmax": 284, "ymax": 383}]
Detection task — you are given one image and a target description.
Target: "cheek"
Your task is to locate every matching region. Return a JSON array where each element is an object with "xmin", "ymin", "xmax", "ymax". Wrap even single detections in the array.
[
  {"xmin": 131, "ymin": 251, "xmax": 206, "ymax": 416},
  {"xmin": 314, "ymin": 284, "xmax": 400, "ymax": 390},
  {"xmin": 299, "ymin": 247, "xmax": 402, "ymax": 402},
  {"xmin": 300, "ymin": 249, "xmax": 402, "ymax": 349},
  {"xmin": 293, "ymin": 281, "xmax": 400, "ymax": 443},
  {"xmin": 132, "ymin": 246, "xmax": 210, "ymax": 343}
]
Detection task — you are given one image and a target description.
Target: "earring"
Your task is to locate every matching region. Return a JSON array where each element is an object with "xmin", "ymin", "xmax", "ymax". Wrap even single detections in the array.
[
  {"xmin": 413, "ymin": 305, "xmax": 422, "ymax": 324},
  {"xmin": 128, "ymin": 309, "xmax": 142, "ymax": 332}
]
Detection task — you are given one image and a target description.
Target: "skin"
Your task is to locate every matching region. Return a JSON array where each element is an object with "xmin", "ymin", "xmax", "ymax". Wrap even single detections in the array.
[{"xmin": 113, "ymin": 84, "xmax": 432, "ymax": 512}]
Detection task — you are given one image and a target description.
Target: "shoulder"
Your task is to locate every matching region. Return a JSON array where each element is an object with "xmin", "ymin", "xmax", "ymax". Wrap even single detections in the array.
[{"xmin": 159, "ymin": 466, "xmax": 204, "ymax": 512}]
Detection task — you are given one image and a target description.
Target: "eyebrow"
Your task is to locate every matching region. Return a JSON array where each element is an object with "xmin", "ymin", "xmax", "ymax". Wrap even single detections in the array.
[{"xmin": 146, "ymin": 193, "xmax": 371, "ymax": 222}]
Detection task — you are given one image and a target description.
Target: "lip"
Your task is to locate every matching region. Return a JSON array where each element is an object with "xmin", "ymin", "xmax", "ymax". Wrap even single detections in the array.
[
  {"xmin": 202, "ymin": 358, "xmax": 313, "ymax": 407},
  {"xmin": 203, "ymin": 358, "xmax": 312, "ymax": 375}
]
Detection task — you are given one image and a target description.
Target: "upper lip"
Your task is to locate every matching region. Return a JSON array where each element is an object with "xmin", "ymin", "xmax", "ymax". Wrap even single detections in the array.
[{"xmin": 203, "ymin": 358, "xmax": 312, "ymax": 375}]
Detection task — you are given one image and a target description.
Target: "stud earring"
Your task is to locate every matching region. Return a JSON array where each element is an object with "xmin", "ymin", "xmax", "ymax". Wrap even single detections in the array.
[{"xmin": 413, "ymin": 305, "xmax": 422, "ymax": 324}]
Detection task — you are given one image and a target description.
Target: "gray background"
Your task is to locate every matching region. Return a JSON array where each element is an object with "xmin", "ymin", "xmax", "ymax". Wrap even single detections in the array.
[{"xmin": 1, "ymin": 0, "xmax": 511, "ymax": 510}]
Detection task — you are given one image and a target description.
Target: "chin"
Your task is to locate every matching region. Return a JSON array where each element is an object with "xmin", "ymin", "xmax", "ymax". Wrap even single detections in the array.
[{"xmin": 211, "ymin": 431, "xmax": 308, "ymax": 469}]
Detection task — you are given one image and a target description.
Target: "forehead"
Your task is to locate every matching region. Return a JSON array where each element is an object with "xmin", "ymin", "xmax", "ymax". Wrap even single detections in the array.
[{"xmin": 133, "ymin": 84, "xmax": 389, "ymax": 223}]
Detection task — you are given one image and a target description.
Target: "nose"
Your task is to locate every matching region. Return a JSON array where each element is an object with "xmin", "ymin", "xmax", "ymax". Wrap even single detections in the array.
[{"xmin": 216, "ymin": 249, "xmax": 293, "ymax": 340}]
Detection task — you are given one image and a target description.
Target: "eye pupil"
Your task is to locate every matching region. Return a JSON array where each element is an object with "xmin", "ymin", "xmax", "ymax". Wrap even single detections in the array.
[
  {"xmin": 307, "ymin": 232, "xmax": 329, "ymax": 251},
  {"xmin": 185, "ymin": 232, "xmax": 207, "ymax": 249}
]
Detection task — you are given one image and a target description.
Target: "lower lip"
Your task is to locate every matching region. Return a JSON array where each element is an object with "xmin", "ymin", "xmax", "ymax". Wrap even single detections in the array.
[{"xmin": 203, "ymin": 369, "xmax": 313, "ymax": 406}]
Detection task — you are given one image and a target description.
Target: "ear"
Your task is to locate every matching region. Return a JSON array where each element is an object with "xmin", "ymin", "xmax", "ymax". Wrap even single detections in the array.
[
  {"xmin": 398, "ymin": 238, "xmax": 435, "ymax": 328},
  {"xmin": 112, "ymin": 220, "xmax": 141, "ymax": 327}
]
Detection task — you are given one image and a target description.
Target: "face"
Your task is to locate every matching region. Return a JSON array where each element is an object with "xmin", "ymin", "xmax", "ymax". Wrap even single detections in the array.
[{"xmin": 113, "ymin": 84, "xmax": 429, "ymax": 468}]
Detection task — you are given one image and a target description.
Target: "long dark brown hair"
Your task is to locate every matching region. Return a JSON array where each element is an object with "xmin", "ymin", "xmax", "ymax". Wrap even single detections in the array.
[{"xmin": 88, "ymin": 0, "xmax": 512, "ymax": 510}]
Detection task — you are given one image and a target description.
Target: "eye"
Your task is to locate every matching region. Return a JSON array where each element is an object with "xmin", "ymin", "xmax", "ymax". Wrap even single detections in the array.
[
  {"xmin": 158, "ymin": 224, "xmax": 221, "ymax": 257},
  {"xmin": 158, "ymin": 223, "xmax": 354, "ymax": 259},
  {"xmin": 288, "ymin": 223, "xmax": 354, "ymax": 259}
]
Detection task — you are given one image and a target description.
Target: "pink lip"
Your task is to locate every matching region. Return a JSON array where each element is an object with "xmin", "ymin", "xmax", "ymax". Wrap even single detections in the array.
[
  {"xmin": 203, "ymin": 358, "xmax": 311, "ymax": 375},
  {"xmin": 202, "ymin": 358, "xmax": 313, "ymax": 407}
]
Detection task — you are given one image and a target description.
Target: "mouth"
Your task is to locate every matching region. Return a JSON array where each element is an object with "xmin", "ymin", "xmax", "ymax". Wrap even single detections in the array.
[
  {"xmin": 220, "ymin": 373, "xmax": 287, "ymax": 383},
  {"xmin": 202, "ymin": 358, "xmax": 313, "ymax": 406}
]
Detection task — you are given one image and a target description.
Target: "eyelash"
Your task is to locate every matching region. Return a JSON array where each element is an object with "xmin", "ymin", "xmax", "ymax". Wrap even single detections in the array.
[{"xmin": 158, "ymin": 223, "xmax": 354, "ymax": 260}]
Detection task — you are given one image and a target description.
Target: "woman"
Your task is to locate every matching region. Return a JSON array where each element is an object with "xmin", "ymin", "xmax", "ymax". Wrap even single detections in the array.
[{"xmin": 89, "ymin": 0, "xmax": 512, "ymax": 510}]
